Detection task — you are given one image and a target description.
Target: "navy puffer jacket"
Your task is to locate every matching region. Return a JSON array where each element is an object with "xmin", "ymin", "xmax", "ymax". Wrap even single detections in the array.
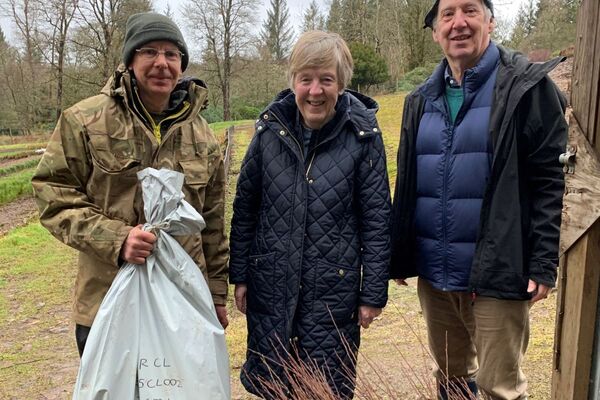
[{"xmin": 230, "ymin": 89, "xmax": 391, "ymax": 399}]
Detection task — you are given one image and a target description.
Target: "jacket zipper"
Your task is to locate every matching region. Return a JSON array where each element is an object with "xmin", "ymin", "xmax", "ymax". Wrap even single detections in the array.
[
  {"xmin": 442, "ymin": 124, "xmax": 454, "ymax": 291},
  {"xmin": 141, "ymin": 101, "xmax": 191, "ymax": 145},
  {"xmin": 270, "ymin": 112, "xmax": 309, "ymax": 344}
]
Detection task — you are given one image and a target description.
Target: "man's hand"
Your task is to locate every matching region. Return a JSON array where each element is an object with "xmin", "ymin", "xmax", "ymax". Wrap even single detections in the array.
[
  {"xmin": 528, "ymin": 279, "xmax": 551, "ymax": 303},
  {"xmin": 357, "ymin": 305, "xmax": 382, "ymax": 329},
  {"xmin": 234, "ymin": 284, "xmax": 247, "ymax": 314},
  {"xmin": 394, "ymin": 279, "xmax": 408, "ymax": 286},
  {"xmin": 120, "ymin": 225, "xmax": 157, "ymax": 265},
  {"xmin": 215, "ymin": 305, "xmax": 228, "ymax": 329}
]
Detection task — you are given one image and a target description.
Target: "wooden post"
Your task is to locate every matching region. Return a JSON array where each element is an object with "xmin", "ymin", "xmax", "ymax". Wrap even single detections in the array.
[
  {"xmin": 223, "ymin": 126, "xmax": 234, "ymax": 180},
  {"xmin": 552, "ymin": 218, "xmax": 600, "ymax": 399}
]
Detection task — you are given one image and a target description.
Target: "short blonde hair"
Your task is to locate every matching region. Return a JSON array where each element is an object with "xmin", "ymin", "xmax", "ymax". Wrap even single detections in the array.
[{"xmin": 288, "ymin": 31, "xmax": 354, "ymax": 92}]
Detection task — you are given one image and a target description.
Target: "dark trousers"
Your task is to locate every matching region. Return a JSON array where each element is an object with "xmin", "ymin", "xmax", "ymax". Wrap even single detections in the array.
[{"xmin": 75, "ymin": 324, "xmax": 91, "ymax": 357}]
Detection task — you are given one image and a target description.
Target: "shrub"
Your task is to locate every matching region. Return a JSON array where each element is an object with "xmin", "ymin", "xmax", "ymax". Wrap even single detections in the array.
[
  {"xmin": 201, "ymin": 105, "xmax": 224, "ymax": 124},
  {"xmin": 396, "ymin": 63, "xmax": 438, "ymax": 92}
]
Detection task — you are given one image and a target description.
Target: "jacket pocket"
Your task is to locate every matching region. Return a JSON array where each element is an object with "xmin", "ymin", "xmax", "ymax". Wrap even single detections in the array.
[
  {"xmin": 178, "ymin": 159, "xmax": 210, "ymax": 189},
  {"xmin": 88, "ymin": 135, "xmax": 142, "ymax": 174},
  {"xmin": 247, "ymin": 252, "xmax": 275, "ymax": 314},
  {"xmin": 313, "ymin": 260, "xmax": 360, "ymax": 324}
]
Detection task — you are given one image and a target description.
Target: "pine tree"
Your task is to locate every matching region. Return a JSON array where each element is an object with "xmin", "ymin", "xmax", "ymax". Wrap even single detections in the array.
[
  {"xmin": 327, "ymin": 0, "xmax": 344, "ymax": 34},
  {"xmin": 507, "ymin": 0, "xmax": 537, "ymax": 50},
  {"xmin": 260, "ymin": 0, "xmax": 294, "ymax": 61},
  {"xmin": 302, "ymin": 0, "xmax": 325, "ymax": 32}
]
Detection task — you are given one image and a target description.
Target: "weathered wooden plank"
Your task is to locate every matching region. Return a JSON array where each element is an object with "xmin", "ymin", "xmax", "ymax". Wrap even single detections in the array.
[
  {"xmin": 552, "ymin": 220, "xmax": 600, "ymax": 400},
  {"xmin": 559, "ymin": 115, "xmax": 600, "ymax": 255},
  {"xmin": 570, "ymin": 0, "xmax": 598, "ymax": 141},
  {"xmin": 592, "ymin": 6, "xmax": 600, "ymax": 148}
]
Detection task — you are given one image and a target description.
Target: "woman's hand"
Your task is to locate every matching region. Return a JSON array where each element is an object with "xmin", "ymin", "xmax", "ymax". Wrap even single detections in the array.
[
  {"xmin": 235, "ymin": 283, "xmax": 248, "ymax": 314},
  {"xmin": 357, "ymin": 305, "xmax": 382, "ymax": 329}
]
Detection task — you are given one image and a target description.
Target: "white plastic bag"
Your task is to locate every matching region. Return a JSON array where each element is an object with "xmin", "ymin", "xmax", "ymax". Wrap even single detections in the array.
[{"xmin": 73, "ymin": 167, "xmax": 230, "ymax": 400}]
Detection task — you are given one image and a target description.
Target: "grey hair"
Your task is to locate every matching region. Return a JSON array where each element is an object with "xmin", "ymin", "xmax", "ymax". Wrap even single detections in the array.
[
  {"xmin": 432, "ymin": 1, "xmax": 494, "ymax": 29},
  {"xmin": 287, "ymin": 30, "xmax": 354, "ymax": 92}
]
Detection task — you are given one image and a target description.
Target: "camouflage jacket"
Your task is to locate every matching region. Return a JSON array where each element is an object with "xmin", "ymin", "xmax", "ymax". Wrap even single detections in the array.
[{"xmin": 32, "ymin": 67, "xmax": 229, "ymax": 327}]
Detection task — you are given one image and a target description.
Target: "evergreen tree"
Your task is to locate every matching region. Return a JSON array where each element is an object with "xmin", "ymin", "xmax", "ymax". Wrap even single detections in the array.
[
  {"xmin": 349, "ymin": 41, "xmax": 389, "ymax": 91},
  {"xmin": 302, "ymin": 0, "xmax": 325, "ymax": 32},
  {"xmin": 327, "ymin": 0, "xmax": 344, "ymax": 34},
  {"xmin": 527, "ymin": 0, "xmax": 578, "ymax": 53},
  {"xmin": 507, "ymin": 0, "xmax": 537, "ymax": 50},
  {"xmin": 260, "ymin": 0, "xmax": 294, "ymax": 61}
]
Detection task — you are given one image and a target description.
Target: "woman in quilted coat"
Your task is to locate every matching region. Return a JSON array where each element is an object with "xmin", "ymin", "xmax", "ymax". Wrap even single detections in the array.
[{"xmin": 229, "ymin": 30, "xmax": 391, "ymax": 399}]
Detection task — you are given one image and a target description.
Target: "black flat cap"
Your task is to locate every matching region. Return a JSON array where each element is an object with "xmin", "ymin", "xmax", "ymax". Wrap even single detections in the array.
[{"xmin": 424, "ymin": 0, "xmax": 494, "ymax": 29}]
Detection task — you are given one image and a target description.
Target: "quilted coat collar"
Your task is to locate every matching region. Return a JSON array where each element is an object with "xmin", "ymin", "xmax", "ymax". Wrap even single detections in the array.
[{"xmin": 261, "ymin": 88, "xmax": 380, "ymax": 141}]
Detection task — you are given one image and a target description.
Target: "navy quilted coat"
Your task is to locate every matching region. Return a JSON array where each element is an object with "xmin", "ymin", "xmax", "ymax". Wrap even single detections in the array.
[{"xmin": 230, "ymin": 89, "xmax": 391, "ymax": 399}]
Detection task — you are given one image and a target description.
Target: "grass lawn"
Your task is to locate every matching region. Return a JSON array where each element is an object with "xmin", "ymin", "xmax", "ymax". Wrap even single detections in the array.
[
  {"xmin": 0, "ymin": 93, "xmax": 555, "ymax": 399},
  {"xmin": 0, "ymin": 168, "xmax": 36, "ymax": 206}
]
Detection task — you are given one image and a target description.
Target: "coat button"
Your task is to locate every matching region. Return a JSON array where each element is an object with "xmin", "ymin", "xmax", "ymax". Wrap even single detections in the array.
[
  {"xmin": 263, "ymin": 114, "xmax": 269, "ymax": 120},
  {"xmin": 359, "ymin": 131, "xmax": 365, "ymax": 136},
  {"xmin": 308, "ymin": 178, "xmax": 314, "ymax": 184},
  {"xmin": 373, "ymin": 127, "xmax": 379, "ymax": 132},
  {"xmin": 338, "ymin": 269, "xmax": 345, "ymax": 276},
  {"xmin": 257, "ymin": 125, "xmax": 263, "ymax": 131},
  {"xmin": 279, "ymin": 130, "xmax": 286, "ymax": 136}
]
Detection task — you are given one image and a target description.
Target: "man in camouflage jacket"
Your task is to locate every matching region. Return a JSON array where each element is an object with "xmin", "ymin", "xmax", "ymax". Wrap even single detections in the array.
[{"xmin": 31, "ymin": 12, "xmax": 229, "ymax": 355}]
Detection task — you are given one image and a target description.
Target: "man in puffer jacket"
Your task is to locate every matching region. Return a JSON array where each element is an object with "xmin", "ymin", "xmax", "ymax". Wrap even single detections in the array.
[
  {"xmin": 31, "ymin": 12, "xmax": 229, "ymax": 356},
  {"xmin": 389, "ymin": 1, "xmax": 567, "ymax": 399}
]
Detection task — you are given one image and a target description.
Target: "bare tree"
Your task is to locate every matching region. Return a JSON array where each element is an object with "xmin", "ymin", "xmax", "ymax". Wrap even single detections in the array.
[
  {"xmin": 7, "ymin": 0, "xmax": 43, "ymax": 132},
  {"xmin": 73, "ymin": 0, "xmax": 150, "ymax": 84},
  {"xmin": 0, "ymin": 29, "xmax": 20, "ymax": 129},
  {"xmin": 36, "ymin": 0, "xmax": 78, "ymax": 120},
  {"xmin": 183, "ymin": 0, "xmax": 257, "ymax": 121}
]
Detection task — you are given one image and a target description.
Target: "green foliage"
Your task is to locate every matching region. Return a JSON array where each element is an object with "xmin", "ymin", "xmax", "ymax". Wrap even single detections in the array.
[
  {"xmin": 508, "ymin": 0, "xmax": 579, "ymax": 54},
  {"xmin": 0, "ymin": 150, "xmax": 37, "ymax": 161},
  {"xmin": 0, "ymin": 158, "xmax": 40, "ymax": 178},
  {"xmin": 0, "ymin": 168, "xmax": 35, "ymax": 206},
  {"xmin": 396, "ymin": 63, "xmax": 438, "ymax": 92},
  {"xmin": 349, "ymin": 42, "xmax": 390, "ymax": 91},
  {"xmin": 231, "ymin": 104, "xmax": 262, "ymax": 121},
  {"xmin": 201, "ymin": 105, "xmax": 225, "ymax": 124}
]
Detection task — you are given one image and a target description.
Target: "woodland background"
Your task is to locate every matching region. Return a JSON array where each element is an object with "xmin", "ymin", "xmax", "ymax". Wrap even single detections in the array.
[{"xmin": 0, "ymin": 0, "xmax": 580, "ymax": 133}]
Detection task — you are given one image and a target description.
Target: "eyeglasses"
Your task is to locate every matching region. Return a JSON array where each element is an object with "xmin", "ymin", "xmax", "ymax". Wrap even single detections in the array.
[{"xmin": 135, "ymin": 47, "xmax": 184, "ymax": 62}]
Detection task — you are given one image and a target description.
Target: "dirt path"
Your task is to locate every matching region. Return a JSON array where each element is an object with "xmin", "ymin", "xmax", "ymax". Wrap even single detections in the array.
[{"xmin": 0, "ymin": 196, "xmax": 38, "ymax": 236}]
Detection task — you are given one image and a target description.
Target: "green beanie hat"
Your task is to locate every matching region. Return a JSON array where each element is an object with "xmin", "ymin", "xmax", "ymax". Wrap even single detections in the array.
[{"xmin": 122, "ymin": 12, "xmax": 189, "ymax": 71}]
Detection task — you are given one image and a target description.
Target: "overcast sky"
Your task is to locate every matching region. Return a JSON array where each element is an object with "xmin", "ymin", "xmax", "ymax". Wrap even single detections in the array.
[{"xmin": 0, "ymin": 0, "xmax": 528, "ymax": 48}]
